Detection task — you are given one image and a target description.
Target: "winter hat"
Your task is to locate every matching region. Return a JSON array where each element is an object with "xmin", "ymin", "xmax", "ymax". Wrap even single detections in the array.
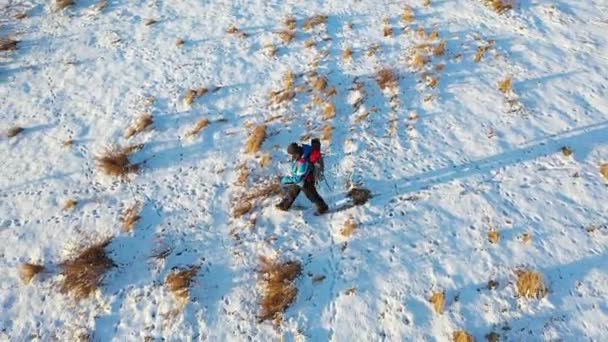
[{"xmin": 287, "ymin": 142, "xmax": 302, "ymax": 156}]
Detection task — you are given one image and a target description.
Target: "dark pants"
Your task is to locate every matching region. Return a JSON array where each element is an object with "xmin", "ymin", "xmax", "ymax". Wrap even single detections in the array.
[{"xmin": 277, "ymin": 181, "xmax": 328, "ymax": 213}]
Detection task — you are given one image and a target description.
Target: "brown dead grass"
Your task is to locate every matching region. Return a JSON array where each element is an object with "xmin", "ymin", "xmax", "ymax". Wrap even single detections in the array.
[
  {"xmin": 187, "ymin": 118, "xmax": 210, "ymax": 138},
  {"xmin": 264, "ymin": 44, "xmax": 278, "ymax": 56},
  {"xmin": 304, "ymin": 39, "xmax": 316, "ymax": 49},
  {"xmin": 278, "ymin": 30, "xmax": 296, "ymax": 44},
  {"xmin": 323, "ymin": 103, "xmax": 336, "ymax": 120},
  {"xmin": 411, "ymin": 50, "xmax": 429, "ymax": 70},
  {"xmin": 19, "ymin": 263, "xmax": 45, "ymax": 284},
  {"xmin": 269, "ymin": 89, "xmax": 296, "ymax": 105},
  {"xmin": 341, "ymin": 218, "xmax": 357, "ymax": 237},
  {"xmin": 377, "ymin": 68, "xmax": 398, "ymax": 90},
  {"xmin": 54, "ymin": 0, "xmax": 75, "ymax": 11},
  {"xmin": 303, "ymin": 15, "xmax": 328, "ymax": 31},
  {"xmin": 343, "ymin": 47, "xmax": 353, "ymax": 61},
  {"xmin": 245, "ymin": 124, "xmax": 267, "ymax": 154},
  {"xmin": 434, "ymin": 40, "xmax": 446, "ymax": 56},
  {"xmin": 125, "ymin": 114, "xmax": 153, "ymax": 139},
  {"xmin": 484, "ymin": 0, "xmax": 513, "ymax": 14},
  {"xmin": 516, "ymin": 269, "xmax": 548, "ymax": 299},
  {"xmin": 166, "ymin": 266, "xmax": 200, "ymax": 302},
  {"xmin": 498, "ymin": 76, "xmax": 512, "ymax": 94},
  {"xmin": 561, "ymin": 146, "xmax": 573, "ymax": 157},
  {"xmin": 60, "ymin": 239, "xmax": 115, "ymax": 299},
  {"xmin": 144, "ymin": 18, "xmax": 158, "ymax": 26},
  {"xmin": 284, "ymin": 71, "xmax": 295, "ymax": 89},
  {"xmin": 258, "ymin": 256, "xmax": 302, "ymax": 321},
  {"xmin": 367, "ymin": 44, "xmax": 380, "ymax": 57},
  {"xmin": 285, "ymin": 16, "xmax": 297, "ymax": 30},
  {"xmin": 475, "ymin": 44, "xmax": 492, "ymax": 63},
  {"xmin": 521, "ymin": 233, "xmax": 533, "ymax": 244},
  {"xmin": 429, "ymin": 291, "xmax": 445, "ymax": 314},
  {"xmin": 63, "ymin": 199, "xmax": 78, "ymax": 211},
  {"xmin": 0, "ymin": 39, "xmax": 19, "ymax": 51},
  {"xmin": 312, "ymin": 76, "xmax": 328, "ymax": 92},
  {"xmin": 402, "ymin": 6, "xmax": 415, "ymax": 23},
  {"xmin": 260, "ymin": 154, "xmax": 272, "ymax": 168},
  {"xmin": 453, "ymin": 331, "xmax": 474, "ymax": 342},
  {"xmin": 184, "ymin": 88, "xmax": 209, "ymax": 106},
  {"xmin": 7, "ymin": 126, "xmax": 24, "ymax": 138},
  {"xmin": 233, "ymin": 201, "xmax": 253, "ymax": 218},
  {"xmin": 321, "ymin": 124, "xmax": 333, "ymax": 141},
  {"xmin": 488, "ymin": 229, "xmax": 500, "ymax": 244},
  {"xmin": 383, "ymin": 26, "xmax": 393, "ymax": 37},
  {"xmin": 121, "ymin": 203, "xmax": 141, "ymax": 233},
  {"xmin": 95, "ymin": 144, "xmax": 142, "ymax": 177},
  {"xmin": 600, "ymin": 163, "xmax": 608, "ymax": 180},
  {"xmin": 347, "ymin": 187, "xmax": 372, "ymax": 205}
]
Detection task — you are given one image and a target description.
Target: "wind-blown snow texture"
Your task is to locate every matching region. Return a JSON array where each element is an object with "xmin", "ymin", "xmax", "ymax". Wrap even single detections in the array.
[{"xmin": 1, "ymin": 0, "xmax": 608, "ymax": 340}]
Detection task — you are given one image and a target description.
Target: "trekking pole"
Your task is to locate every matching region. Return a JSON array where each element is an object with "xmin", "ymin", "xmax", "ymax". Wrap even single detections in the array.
[{"xmin": 323, "ymin": 173, "xmax": 332, "ymax": 191}]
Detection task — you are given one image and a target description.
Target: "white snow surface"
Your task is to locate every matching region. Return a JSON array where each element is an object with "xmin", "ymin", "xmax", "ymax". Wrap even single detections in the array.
[{"xmin": 1, "ymin": 0, "xmax": 608, "ymax": 340}]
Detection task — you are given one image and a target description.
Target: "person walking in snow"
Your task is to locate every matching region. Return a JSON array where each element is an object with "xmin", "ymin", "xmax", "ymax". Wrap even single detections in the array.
[{"xmin": 276, "ymin": 142, "xmax": 329, "ymax": 215}]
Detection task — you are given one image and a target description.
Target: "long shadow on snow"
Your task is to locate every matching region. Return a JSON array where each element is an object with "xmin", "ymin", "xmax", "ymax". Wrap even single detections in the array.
[{"xmin": 368, "ymin": 121, "xmax": 608, "ymax": 202}]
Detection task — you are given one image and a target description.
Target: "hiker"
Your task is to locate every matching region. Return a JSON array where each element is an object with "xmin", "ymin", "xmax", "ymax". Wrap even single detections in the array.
[{"xmin": 276, "ymin": 142, "xmax": 329, "ymax": 215}]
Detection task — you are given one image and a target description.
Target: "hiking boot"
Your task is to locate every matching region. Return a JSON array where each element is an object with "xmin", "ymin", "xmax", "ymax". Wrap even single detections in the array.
[
  {"xmin": 275, "ymin": 203, "xmax": 288, "ymax": 211},
  {"xmin": 315, "ymin": 205, "xmax": 329, "ymax": 215}
]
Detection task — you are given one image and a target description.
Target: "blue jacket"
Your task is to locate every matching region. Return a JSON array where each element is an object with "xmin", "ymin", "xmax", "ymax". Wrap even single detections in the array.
[{"xmin": 281, "ymin": 158, "xmax": 312, "ymax": 185}]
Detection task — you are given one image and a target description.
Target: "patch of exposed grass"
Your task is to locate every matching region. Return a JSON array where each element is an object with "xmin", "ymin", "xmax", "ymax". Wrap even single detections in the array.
[
  {"xmin": 95, "ymin": 144, "xmax": 142, "ymax": 177},
  {"xmin": 269, "ymin": 89, "xmax": 296, "ymax": 105},
  {"xmin": 0, "ymin": 38, "xmax": 19, "ymax": 51},
  {"xmin": 321, "ymin": 124, "xmax": 333, "ymax": 141},
  {"xmin": 343, "ymin": 47, "xmax": 353, "ymax": 61},
  {"xmin": 63, "ymin": 199, "xmax": 78, "ymax": 211},
  {"xmin": 341, "ymin": 218, "xmax": 357, "ymax": 237},
  {"xmin": 121, "ymin": 202, "xmax": 141, "ymax": 233},
  {"xmin": 125, "ymin": 114, "xmax": 153, "ymax": 139},
  {"xmin": 434, "ymin": 40, "xmax": 446, "ymax": 56},
  {"xmin": 515, "ymin": 269, "xmax": 548, "ymax": 299},
  {"xmin": 53, "ymin": 0, "xmax": 75, "ymax": 11},
  {"xmin": 277, "ymin": 30, "xmax": 296, "ymax": 44},
  {"xmin": 6, "ymin": 126, "xmax": 24, "ymax": 138},
  {"xmin": 453, "ymin": 331, "xmax": 474, "ymax": 342},
  {"xmin": 410, "ymin": 50, "xmax": 429, "ymax": 71},
  {"xmin": 245, "ymin": 124, "xmax": 267, "ymax": 154},
  {"xmin": 19, "ymin": 263, "xmax": 45, "ymax": 284},
  {"xmin": 498, "ymin": 76, "xmax": 512, "ymax": 94},
  {"xmin": 383, "ymin": 26, "xmax": 393, "ymax": 37},
  {"xmin": 347, "ymin": 187, "xmax": 372, "ymax": 205},
  {"xmin": 260, "ymin": 154, "xmax": 272, "ymax": 168},
  {"xmin": 144, "ymin": 18, "xmax": 158, "ymax": 26},
  {"xmin": 184, "ymin": 87, "xmax": 209, "ymax": 106},
  {"xmin": 323, "ymin": 103, "xmax": 336, "ymax": 120},
  {"xmin": 258, "ymin": 256, "xmax": 302, "ymax": 322},
  {"xmin": 232, "ymin": 201, "xmax": 253, "ymax": 218},
  {"xmin": 166, "ymin": 266, "xmax": 200, "ymax": 302},
  {"xmin": 600, "ymin": 163, "xmax": 608, "ymax": 180},
  {"xmin": 488, "ymin": 229, "xmax": 500, "ymax": 244},
  {"xmin": 187, "ymin": 118, "xmax": 210, "ymax": 138},
  {"xmin": 303, "ymin": 15, "xmax": 327, "ymax": 31},
  {"xmin": 377, "ymin": 68, "xmax": 398, "ymax": 90},
  {"xmin": 561, "ymin": 146, "xmax": 573, "ymax": 157},
  {"xmin": 284, "ymin": 16, "xmax": 296, "ymax": 30},
  {"xmin": 429, "ymin": 291, "xmax": 445, "ymax": 314},
  {"xmin": 60, "ymin": 239, "xmax": 115, "ymax": 299},
  {"xmin": 401, "ymin": 6, "xmax": 415, "ymax": 23},
  {"xmin": 483, "ymin": 0, "xmax": 513, "ymax": 14}
]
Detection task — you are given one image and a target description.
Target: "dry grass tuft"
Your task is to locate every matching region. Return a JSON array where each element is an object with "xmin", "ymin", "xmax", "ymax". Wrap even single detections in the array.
[
  {"xmin": 347, "ymin": 187, "xmax": 372, "ymax": 205},
  {"xmin": 312, "ymin": 76, "xmax": 328, "ymax": 92},
  {"xmin": 121, "ymin": 203, "xmax": 141, "ymax": 233},
  {"xmin": 144, "ymin": 18, "xmax": 158, "ymax": 26},
  {"xmin": 434, "ymin": 40, "xmax": 446, "ymax": 56},
  {"xmin": 367, "ymin": 44, "xmax": 380, "ymax": 57},
  {"xmin": 260, "ymin": 154, "xmax": 272, "ymax": 168},
  {"xmin": 7, "ymin": 126, "xmax": 24, "ymax": 138},
  {"xmin": 54, "ymin": 0, "xmax": 75, "ymax": 11},
  {"xmin": 63, "ymin": 199, "xmax": 78, "ymax": 211},
  {"xmin": 521, "ymin": 233, "xmax": 532, "ymax": 244},
  {"xmin": 488, "ymin": 229, "xmax": 500, "ymax": 244},
  {"xmin": 416, "ymin": 27, "xmax": 427, "ymax": 40},
  {"xmin": 561, "ymin": 146, "xmax": 573, "ymax": 157},
  {"xmin": 19, "ymin": 263, "xmax": 45, "ymax": 284},
  {"xmin": 484, "ymin": 0, "xmax": 513, "ymax": 14},
  {"xmin": 377, "ymin": 68, "xmax": 398, "ymax": 90},
  {"xmin": 303, "ymin": 15, "xmax": 328, "ymax": 31},
  {"xmin": 429, "ymin": 291, "xmax": 445, "ymax": 314},
  {"xmin": 258, "ymin": 256, "xmax": 302, "ymax": 321},
  {"xmin": 410, "ymin": 50, "xmax": 429, "ymax": 70},
  {"xmin": 515, "ymin": 269, "xmax": 548, "ymax": 299},
  {"xmin": 600, "ymin": 163, "xmax": 608, "ymax": 180},
  {"xmin": 184, "ymin": 88, "xmax": 209, "ymax": 106},
  {"xmin": 284, "ymin": 71, "xmax": 295, "ymax": 89},
  {"xmin": 264, "ymin": 43, "xmax": 278, "ymax": 56},
  {"xmin": 278, "ymin": 30, "xmax": 296, "ymax": 44},
  {"xmin": 63, "ymin": 139, "xmax": 74, "ymax": 147},
  {"xmin": 343, "ymin": 47, "xmax": 353, "ymax": 61},
  {"xmin": 233, "ymin": 201, "xmax": 253, "ymax": 218},
  {"xmin": 284, "ymin": 16, "xmax": 297, "ymax": 30},
  {"xmin": 60, "ymin": 239, "xmax": 115, "ymax": 299},
  {"xmin": 95, "ymin": 144, "xmax": 142, "ymax": 177},
  {"xmin": 187, "ymin": 118, "xmax": 210, "ymax": 138},
  {"xmin": 304, "ymin": 39, "xmax": 316, "ymax": 49},
  {"xmin": 430, "ymin": 31, "xmax": 440, "ymax": 40},
  {"xmin": 125, "ymin": 114, "xmax": 153, "ymax": 139},
  {"xmin": 245, "ymin": 124, "xmax": 267, "ymax": 154},
  {"xmin": 269, "ymin": 89, "xmax": 296, "ymax": 105},
  {"xmin": 402, "ymin": 6, "xmax": 415, "ymax": 23},
  {"xmin": 341, "ymin": 218, "xmax": 357, "ymax": 237},
  {"xmin": 383, "ymin": 26, "xmax": 393, "ymax": 37},
  {"xmin": 498, "ymin": 76, "xmax": 512, "ymax": 94},
  {"xmin": 321, "ymin": 124, "xmax": 333, "ymax": 141},
  {"xmin": 175, "ymin": 38, "xmax": 185, "ymax": 47},
  {"xmin": 474, "ymin": 44, "xmax": 493, "ymax": 62},
  {"xmin": 453, "ymin": 331, "xmax": 474, "ymax": 342},
  {"xmin": 0, "ymin": 39, "xmax": 19, "ymax": 51},
  {"xmin": 323, "ymin": 103, "xmax": 336, "ymax": 120},
  {"xmin": 166, "ymin": 266, "xmax": 200, "ymax": 302}
]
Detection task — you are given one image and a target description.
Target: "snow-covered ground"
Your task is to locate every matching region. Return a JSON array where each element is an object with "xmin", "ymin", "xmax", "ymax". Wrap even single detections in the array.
[{"xmin": 2, "ymin": 0, "xmax": 608, "ymax": 340}]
